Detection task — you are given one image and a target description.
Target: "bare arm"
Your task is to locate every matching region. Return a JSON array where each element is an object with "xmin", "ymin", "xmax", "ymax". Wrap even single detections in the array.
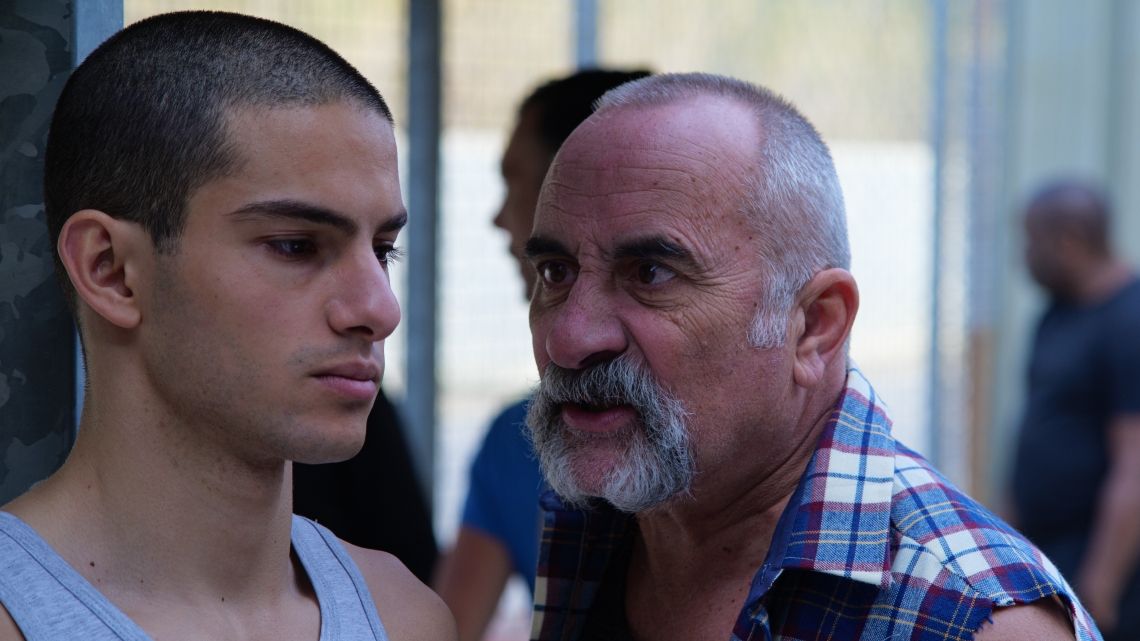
[
  {"xmin": 1075, "ymin": 414, "xmax": 1140, "ymax": 632},
  {"xmin": 345, "ymin": 543, "xmax": 458, "ymax": 641},
  {"xmin": 974, "ymin": 597, "xmax": 1074, "ymax": 641},
  {"xmin": 433, "ymin": 527, "xmax": 515, "ymax": 641},
  {"xmin": 0, "ymin": 604, "xmax": 24, "ymax": 641}
]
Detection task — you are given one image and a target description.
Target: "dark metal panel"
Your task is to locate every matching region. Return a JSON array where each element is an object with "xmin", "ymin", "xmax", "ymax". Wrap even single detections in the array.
[
  {"xmin": 74, "ymin": 0, "xmax": 122, "ymax": 63},
  {"xmin": 926, "ymin": 0, "xmax": 949, "ymax": 472},
  {"xmin": 0, "ymin": 0, "xmax": 75, "ymax": 504},
  {"xmin": 576, "ymin": 0, "xmax": 597, "ymax": 69},
  {"xmin": 0, "ymin": 0, "xmax": 121, "ymax": 505},
  {"xmin": 405, "ymin": 0, "xmax": 442, "ymax": 501}
]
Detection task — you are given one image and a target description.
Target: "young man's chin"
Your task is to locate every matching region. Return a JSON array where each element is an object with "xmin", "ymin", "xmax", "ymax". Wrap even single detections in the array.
[{"xmin": 284, "ymin": 412, "xmax": 372, "ymax": 465}]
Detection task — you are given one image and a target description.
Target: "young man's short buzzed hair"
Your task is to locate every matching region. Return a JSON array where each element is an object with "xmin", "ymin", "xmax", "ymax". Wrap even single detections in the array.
[{"xmin": 44, "ymin": 11, "xmax": 393, "ymax": 315}]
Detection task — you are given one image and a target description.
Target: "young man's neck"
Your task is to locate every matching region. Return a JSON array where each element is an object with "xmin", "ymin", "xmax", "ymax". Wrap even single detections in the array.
[{"xmin": 3, "ymin": 368, "xmax": 297, "ymax": 607}]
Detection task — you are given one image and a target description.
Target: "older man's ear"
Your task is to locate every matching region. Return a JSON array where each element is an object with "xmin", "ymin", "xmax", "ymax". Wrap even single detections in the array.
[{"xmin": 790, "ymin": 268, "xmax": 859, "ymax": 389}]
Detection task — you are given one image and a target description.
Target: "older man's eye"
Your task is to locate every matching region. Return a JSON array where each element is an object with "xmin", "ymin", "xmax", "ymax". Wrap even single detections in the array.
[
  {"xmin": 636, "ymin": 263, "xmax": 676, "ymax": 285},
  {"xmin": 540, "ymin": 261, "xmax": 576, "ymax": 286}
]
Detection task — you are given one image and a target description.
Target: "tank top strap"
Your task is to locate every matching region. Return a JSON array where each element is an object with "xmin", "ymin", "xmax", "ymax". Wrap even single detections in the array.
[
  {"xmin": 0, "ymin": 511, "xmax": 151, "ymax": 640},
  {"xmin": 290, "ymin": 515, "xmax": 389, "ymax": 641}
]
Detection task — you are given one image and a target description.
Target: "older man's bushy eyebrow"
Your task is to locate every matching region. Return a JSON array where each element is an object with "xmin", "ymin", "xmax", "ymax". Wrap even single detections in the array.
[
  {"xmin": 524, "ymin": 236, "xmax": 571, "ymax": 260},
  {"xmin": 228, "ymin": 200, "xmax": 409, "ymax": 236},
  {"xmin": 614, "ymin": 237, "xmax": 697, "ymax": 268}
]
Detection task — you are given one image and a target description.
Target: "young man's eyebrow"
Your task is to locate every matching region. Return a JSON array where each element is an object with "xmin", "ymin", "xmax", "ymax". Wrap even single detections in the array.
[
  {"xmin": 613, "ymin": 236, "xmax": 697, "ymax": 268},
  {"xmin": 524, "ymin": 236, "xmax": 571, "ymax": 260},
  {"xmin": 229, "ymin": 200, "xmax": 360, "ymax": 235},
  {"xmin": 377, "ymin": 210, "xmax": 409, "ymax": 235},
  {"xmin": 229, "ymin": 200, "xmax": 408, "ymax": 237}
]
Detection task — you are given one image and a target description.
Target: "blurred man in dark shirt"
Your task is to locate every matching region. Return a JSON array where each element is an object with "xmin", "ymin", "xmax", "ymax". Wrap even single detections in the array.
[{"xmin": 1013, "ymin": 180, "xmax": 1140, "ymax": 640}]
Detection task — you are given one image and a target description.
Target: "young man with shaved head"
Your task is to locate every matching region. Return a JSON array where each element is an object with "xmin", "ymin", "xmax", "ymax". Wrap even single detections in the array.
[
  {"xmin": 523, "ymin": 74, "xmax": 1100, "ymax": 641},
  {"xmin": 1013, "ymin": 181, "xmax": 1140, "ymax": 640},
  {"xmin": 0, "ymin": 12, "xmax": 456, "ymax": 641}
]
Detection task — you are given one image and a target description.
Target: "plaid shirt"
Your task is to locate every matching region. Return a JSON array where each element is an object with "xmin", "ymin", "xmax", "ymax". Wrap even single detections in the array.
[{"xmin": 530, "ymin": 367, "xmax": 1101, "ymax": 641}]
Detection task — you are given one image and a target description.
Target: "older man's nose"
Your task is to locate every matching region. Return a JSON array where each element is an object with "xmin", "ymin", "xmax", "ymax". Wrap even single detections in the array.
[
  {"xmin": 327, "ymin": 251, "xmax": 401, "ymax": 343},
  {"xmin": 543, "ymin": 283, "xmax": 627, "ymax": 370}
]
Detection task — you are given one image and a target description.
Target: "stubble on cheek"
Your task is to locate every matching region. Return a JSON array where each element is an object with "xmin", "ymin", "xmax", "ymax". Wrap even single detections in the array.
[{"xmin": 144, "ymin": 261, "xmax": 346, "ymax": 465}]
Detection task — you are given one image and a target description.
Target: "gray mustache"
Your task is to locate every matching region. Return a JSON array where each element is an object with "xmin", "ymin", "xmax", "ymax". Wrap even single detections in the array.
[
  {"xmin": 527, "ymin": 353, "xmax": 695, "ymax": 513},
  {"xmin": 538, "ymin": 358, "xmax": 648, "ymax": 407}
]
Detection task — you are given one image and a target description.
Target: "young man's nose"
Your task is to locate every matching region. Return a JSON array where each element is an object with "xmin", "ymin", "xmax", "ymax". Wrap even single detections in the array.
[{"xmin": 327, "ymin": 249, "xmax": 401, "ymax": 342}]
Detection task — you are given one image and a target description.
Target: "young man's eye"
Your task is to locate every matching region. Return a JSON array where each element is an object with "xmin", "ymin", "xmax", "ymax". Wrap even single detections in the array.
[
  {"xmin": 267, "ymin": 239, "xmax": 317, "ymax": 258},
  {"xmin": 376, "ymin": 245, "xmax": 404, "ymax": 265},
  {"xmin": 636, "ymin": 263, "xmax": 676, "ymax": 285}
]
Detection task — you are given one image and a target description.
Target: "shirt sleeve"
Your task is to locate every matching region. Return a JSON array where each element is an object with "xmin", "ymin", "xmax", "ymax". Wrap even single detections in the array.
[
  {"xmin": 461, "ymin": 412, "xmax": 511, "ymax": 539},
  {"xmin": 459, "ymin": 399, "xmax": 535, "ymax": 545},
  {"xmin": 458, "ymin": 399, "xmax": 544, "ymax": 594},
  {"xmin": 1106, "ymin": 286, "xmax": 1140, "ymax": 414}
]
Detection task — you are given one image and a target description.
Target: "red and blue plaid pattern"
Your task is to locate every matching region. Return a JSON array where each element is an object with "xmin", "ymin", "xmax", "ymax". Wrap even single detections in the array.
[{"xmin": 530, "ymin": 367, "xmax": 1102, "ymax": 641}]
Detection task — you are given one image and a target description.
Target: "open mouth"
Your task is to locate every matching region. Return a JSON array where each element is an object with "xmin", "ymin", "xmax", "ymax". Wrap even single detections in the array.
[
  {"xmin": 560, "ymin": 398, "xmax": 638, "ymax": 434},
  {"xmin": 572, "ymin": 399, "xmax": 624, "ymax": 413}
]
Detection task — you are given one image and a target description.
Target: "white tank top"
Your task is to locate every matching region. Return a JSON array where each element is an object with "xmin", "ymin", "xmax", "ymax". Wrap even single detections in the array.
[{"xmin": 0, "ymin": 512, "xmax": 390, "ymax": 640}]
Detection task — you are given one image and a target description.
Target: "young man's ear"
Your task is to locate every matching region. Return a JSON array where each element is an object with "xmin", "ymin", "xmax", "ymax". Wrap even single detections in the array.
[
  {"xmin": 57, "ymin": 210, "xmax": 152, "ymax": 330},
  {"xmin": 790, "ymin": 268, "xmax": 859, "ymax": 388}
]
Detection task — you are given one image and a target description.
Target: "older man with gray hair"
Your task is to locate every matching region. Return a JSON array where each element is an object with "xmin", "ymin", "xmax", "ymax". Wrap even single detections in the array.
[{"xmin": 522, "ymin": 74, "xmax": 1099, "ymax": 641}]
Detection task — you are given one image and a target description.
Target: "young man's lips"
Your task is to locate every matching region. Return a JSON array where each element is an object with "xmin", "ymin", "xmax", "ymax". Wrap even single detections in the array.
[
  {"xmin": 561, "ymin": 402, "xmax": 637, "ymax": 434},
  {"xmin": 313, "ymin": 362, "xmax": 380, "ymax": 402}
]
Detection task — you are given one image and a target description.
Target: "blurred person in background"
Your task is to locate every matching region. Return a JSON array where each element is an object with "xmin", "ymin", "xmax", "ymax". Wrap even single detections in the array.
[
  {"xmin": 525, "ymin": 73, "xmax": 1095, "ymax": 641},
  {"xmin": 433, "ymin": 69, "xmax": 649, "ymax": 641},
  {"xmin": 1012, "ymin": 181, "xmax": 1140, "ymax": 640}
]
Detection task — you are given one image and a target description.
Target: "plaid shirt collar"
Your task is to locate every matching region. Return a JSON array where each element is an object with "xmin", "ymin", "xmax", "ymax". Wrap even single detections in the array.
[
  {"xmin": 731, "ymin": 366, "xmax": 899, "ymax": 633},
  {"xmin": 775, "ymin": 365, "xmax": 896, "ymax": 589}
]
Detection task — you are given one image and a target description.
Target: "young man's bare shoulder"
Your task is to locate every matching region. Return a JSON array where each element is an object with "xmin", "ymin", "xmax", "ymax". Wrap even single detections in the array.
[
  {"xmin": 343, "ymin": 541, "xmax": 458, "ymax": 641},
  {"xmin": 0, "ymin": 603, "xmax": 25, "ymax": 641}
]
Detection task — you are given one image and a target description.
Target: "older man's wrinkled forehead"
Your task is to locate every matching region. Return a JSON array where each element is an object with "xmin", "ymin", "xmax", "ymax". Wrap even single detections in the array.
[{"xmin": 536, "ymin": 95, "xmax": 762, "ymax": 233}]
